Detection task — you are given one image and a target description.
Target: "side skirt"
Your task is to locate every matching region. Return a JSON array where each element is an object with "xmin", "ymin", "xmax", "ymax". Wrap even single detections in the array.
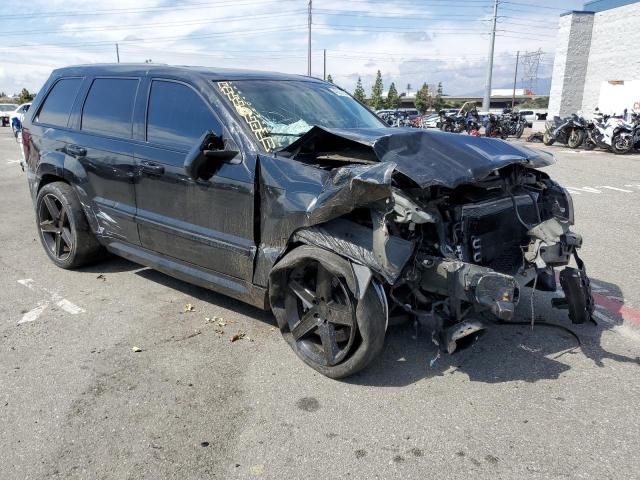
[{"xmin": 106, "ymin": 240, "xmax": 269, "ymax": 310}]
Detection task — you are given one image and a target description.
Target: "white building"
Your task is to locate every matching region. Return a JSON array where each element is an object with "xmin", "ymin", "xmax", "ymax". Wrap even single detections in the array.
[{"xmin": 548, "ymin": 0, "xmax": 640, "ymax": 118}]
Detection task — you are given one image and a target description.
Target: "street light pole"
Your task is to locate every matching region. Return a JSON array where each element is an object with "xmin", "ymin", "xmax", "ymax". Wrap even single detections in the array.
[
  {"xmin": 323, "ymin": 49, "xmax": 326, "ymax": 80},
  {"xmin": 482, "ymin": 0, "xmax": 499, "ymax": 111},
  {"xmin": 116, "ymin": 43, "xmax": 120, "ymax": 63},
  {"xmin": 307, "ymin": 0, "xmax": 312, "ymax": 77},
  {"xmin": 511, "ymin": 51, "xmax": 520, "ymax": 109}
]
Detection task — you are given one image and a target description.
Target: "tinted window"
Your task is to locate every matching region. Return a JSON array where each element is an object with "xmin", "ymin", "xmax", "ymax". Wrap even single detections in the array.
[
  {"xmin": 81, "ymin": 78, "xmax": 138, "ymax": 138},
  {"xmin": 147, "ymin": 80, "xmax": 221, "ymax": 149},
  {"xmin": 36, "ymin": 78, "xmax": 82, "ymax": 126}
]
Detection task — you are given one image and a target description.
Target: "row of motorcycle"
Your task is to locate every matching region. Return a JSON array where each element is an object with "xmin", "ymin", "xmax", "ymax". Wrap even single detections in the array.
[
  {"xmin": 543, "ymin": 110, "xmax": 639, "ymax": 154},
  {"xmin": 438, "ymin": 109, "xmax": 527, "ymax": 139}
]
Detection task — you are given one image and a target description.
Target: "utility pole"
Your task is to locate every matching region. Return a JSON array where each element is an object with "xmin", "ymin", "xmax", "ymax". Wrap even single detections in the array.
[
  {"xmin": 307, "ymin": 0, "xmax": 312, "ymax": 77},
  {"xmin": 115, "ymin": 43, "xmax": 120, "ymax": 63},
  {"xmin": 323, "ymin": 49, "xmax": 326, "ymax": 81},
  {"xmin": 511, "ymin": 51, "xmax": 519, "ymax": 109},
  {"xmin": 482, "ymin": 0, "xmax": 499, "ymax": 111}
]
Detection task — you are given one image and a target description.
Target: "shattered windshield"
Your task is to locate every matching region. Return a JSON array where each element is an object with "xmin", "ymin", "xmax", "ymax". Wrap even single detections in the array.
[{"xmin": 216, "ymin": 80, "xmax": 384, "ymax": 151}]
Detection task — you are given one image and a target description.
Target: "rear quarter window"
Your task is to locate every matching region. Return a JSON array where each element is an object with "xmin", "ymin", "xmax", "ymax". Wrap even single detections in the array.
[
  {"xmin": 81, "ymin": 78, "xmax": 139, "ymax": 138},
  {"xmin": 36, "ymin": 78, "xmax": 83, "ymax": 127}
]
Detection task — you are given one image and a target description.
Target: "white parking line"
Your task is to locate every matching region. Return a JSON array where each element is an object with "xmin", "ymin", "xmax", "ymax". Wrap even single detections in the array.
[
  {"xmin": 17, "ymin": 278, "xmax": 85, "ymax": 323},
  {"xmin": 565, "ymin": 185, "xmax": 640, "ymax": 195},
  {"xmin": 596, "ymin": 186, "xmax": 634, "ymax": 193},
  {"xmin": 19, "ymin": 302, "xmax": 49, "ymax": 324}
]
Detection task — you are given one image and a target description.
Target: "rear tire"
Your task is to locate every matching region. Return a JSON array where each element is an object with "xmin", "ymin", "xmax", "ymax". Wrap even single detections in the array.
[
  {"xmin": 36, "ymin": 181, "xmax": 103, "ymax": 269},
  {"xmin": 515, "ymin": 124, "xmax": 525, "ymax": 139},
  {"xmin": 485, "ymin": 125, "xmax": 495, "ymax": 137},
  {"xmin": 567, "ymin": 128, "xmax": 584, "ymax": 149},
  {"xmin": 612, "ymin": 134, "xmax": 633, "ymax": 155},
  {"xmin": 269, "ymin": 246, "xmax": 387, "ymax": 379},
  {"xmin": 543, "ymin": 132, "xmax": 555, "ymax": 146}
]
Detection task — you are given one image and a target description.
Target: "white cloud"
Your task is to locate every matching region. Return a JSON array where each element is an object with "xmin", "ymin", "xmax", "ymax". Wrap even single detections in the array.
[{"xmin": 0, "ymin": 0, "xmax": 579, "ymax": 96}]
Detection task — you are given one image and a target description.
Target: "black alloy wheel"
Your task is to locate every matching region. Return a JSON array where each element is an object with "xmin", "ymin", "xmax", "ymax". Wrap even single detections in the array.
[
  {"xmin": 35, "ymin": 181, "xmax": 103, "ymax": 269},
  {"xmin": 285, "ymin": 261, "xmax": 356, "ymax": 367},
  {"xmin": 270, "ymin": 246, "xmax": 387, "ymax": 378},
  {"xmin": 38, "ymin": 193, "xmax": 73, "ymax": 261}
]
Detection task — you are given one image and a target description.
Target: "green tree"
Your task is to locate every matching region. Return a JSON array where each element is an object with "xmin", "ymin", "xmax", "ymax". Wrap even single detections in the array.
[
  {"xmin": 386, "ymin": 82, "xmax": 399, "ymax": 109},
  {"xmin": 18, "ymin": 88, "xmax": 35, "ymax": 104},
  {"xmin": 434, "ymin": 82, "xmax": 444, "ymax": 112},
  {"xmin": 370, "ymin": 70, "xmax": 384, "ymax": 110},
  {"xmin": 414, "ymin": 82, "xmax": 430, "ymax": 114},
  {"xmin": 326, "ymin": 74, "xmax": 334, "ymax": 84},
  {"xmin": 353, "ymin": 77, "xmax": 366, "ymax": 103}
]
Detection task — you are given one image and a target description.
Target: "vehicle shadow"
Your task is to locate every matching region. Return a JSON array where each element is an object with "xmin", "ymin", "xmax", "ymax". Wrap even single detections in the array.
[
  {"xmin": 347, "ymin": 277, "xmax": 639, "ymax": 388},
  {"xmin": 134, "ymin": 267, "xmax": 275, "ymax": 326},
  {"xmin": 77, "ymin": 254, "xmax": 142, "ymax": 274}
]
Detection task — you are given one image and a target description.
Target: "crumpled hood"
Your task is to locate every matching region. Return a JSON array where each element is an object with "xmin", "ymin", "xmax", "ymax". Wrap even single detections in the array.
[{"xmin": 280, "ymin": 126, "xmax": 555, "ymax": 189}]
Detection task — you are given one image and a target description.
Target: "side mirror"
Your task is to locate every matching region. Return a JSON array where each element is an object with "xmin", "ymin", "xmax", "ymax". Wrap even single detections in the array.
[{"xmin": 184, "ymin": 130, "xmax": 239, "ymax": 181}]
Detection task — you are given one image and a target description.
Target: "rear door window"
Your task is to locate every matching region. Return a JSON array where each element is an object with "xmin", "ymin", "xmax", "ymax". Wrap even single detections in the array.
[
  {"xmin": 36, "ymin": 78, "xmax": 83, "ymax": 127},
  {"xmin": 146, "ymin": 80, "xmax": 221, "ymax": 150},
  {"xmin": 81, "ymin": 78, "xmax": 139, "ymax": 138}
]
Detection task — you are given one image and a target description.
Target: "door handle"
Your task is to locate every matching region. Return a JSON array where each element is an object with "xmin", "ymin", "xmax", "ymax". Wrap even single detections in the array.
[
  {"xmin": 140, "ymin": 161, "xmax": 165, "ymax": 175},
  {"xmin": 65, "ymin": 145, "xmax": 86, "ymax": 157}
]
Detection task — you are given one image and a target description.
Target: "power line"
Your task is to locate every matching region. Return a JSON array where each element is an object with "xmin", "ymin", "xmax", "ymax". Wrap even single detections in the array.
[
  {"xmin": 0, "ymin": 11, "xmax": 307, "ymax": 37},
  {"xmin": 0, "ymin": 0, "xmax": 282, "ymax": 19},
  {"xmin": 502, "ymin": 1, "xmax": 571, "ymax": 11},
  {"xmin": 2, "ymin": 25, "xmax": 308, "ymax": 49}
]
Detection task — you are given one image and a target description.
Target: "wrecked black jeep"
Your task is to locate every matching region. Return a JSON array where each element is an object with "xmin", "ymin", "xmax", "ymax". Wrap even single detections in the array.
[{"xmin": 24, "ymin": 65, "xmax": 593, "ymax": 378}]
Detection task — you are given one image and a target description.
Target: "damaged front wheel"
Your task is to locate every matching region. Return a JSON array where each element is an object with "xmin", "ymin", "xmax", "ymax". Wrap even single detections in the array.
[{"xmin": 269, "ymin": 246, "xmax": 387, "ymax": 379}]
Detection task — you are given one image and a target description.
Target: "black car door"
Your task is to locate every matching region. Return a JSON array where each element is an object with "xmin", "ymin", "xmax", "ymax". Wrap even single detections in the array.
[
  {"xmin": 133, "ymin": 78, "xmax": 255, "ymax": 281},
  {"xmin": 69, "ymin": 77, "xmax": 141, "ymax": 243}
]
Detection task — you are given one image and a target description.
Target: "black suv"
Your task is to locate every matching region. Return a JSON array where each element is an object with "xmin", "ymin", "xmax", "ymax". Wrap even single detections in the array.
[{"xmin": 23, "ymin": 64, "xmax": 593, "ymax": 378}]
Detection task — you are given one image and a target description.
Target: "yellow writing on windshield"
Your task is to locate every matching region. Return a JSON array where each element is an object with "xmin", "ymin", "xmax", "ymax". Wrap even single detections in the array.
[{"xmin": 217, "ymin": 81, "xmax": 275, "ymax": 151}]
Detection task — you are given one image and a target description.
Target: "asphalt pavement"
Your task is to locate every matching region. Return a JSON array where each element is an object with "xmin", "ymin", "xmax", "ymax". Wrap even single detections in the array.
[{"xmin": 1, "ymin": 128, "xmax": 639, "ymax": 480}]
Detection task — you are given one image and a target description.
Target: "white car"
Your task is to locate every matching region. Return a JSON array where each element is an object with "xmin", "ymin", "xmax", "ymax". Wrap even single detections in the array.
[
  {"xmin": 421, "ymin": 114, "xmax": 440, "ymax": 128},
  {"xmin": 9, "ymin": 102, "xmax": 31, "ymax": 129},
  {"xmin": 0, "ymin": 103, "xmax": 18, "ymax": 127}
]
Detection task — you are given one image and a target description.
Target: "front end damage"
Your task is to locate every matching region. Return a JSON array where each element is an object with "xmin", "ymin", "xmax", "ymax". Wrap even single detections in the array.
[{"xmin": 262, "ymin": 128, "xmax": 594, "ymax": 355}]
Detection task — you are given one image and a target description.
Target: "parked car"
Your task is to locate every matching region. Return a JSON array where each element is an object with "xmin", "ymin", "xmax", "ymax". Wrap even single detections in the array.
[
  {"xmin": 23, "ymin": 64, "xmax": 593, "ymax": 379},
  {"xmin": 10, "ymin": 102, "xmax": 31, "ymax": 130},
  {"xmin": 421, "ymin": 114, "xmax": 440, "ymax": 128},
  {"xmin": 0, "ymin": 103, "xmax": 19, "ymax": 126}
]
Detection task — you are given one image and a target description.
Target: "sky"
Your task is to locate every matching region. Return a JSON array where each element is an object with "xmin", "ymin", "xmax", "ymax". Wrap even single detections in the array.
[{"xmin": 0, "ymin": 0, "xmax": 586, "ymax": 97}]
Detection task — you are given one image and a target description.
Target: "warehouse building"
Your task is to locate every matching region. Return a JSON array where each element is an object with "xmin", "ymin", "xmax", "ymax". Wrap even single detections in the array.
[{"xmin": 548, "ymin": 0, "xmax": 640, "ymax": 118}]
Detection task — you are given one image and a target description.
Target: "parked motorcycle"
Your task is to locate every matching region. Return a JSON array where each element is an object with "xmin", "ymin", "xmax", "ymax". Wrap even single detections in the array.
[
  {"xmin": 485, "ymin": 113, "xmax": 508, "ymax": 139},
  {"xmin": 630, "ymin": 111, "xmax": 640, "ymax": 150},
  {"xmin": 543, "ymin": 114, "xmax": 586, "ymax": 148},
  {"xmin": 584, "ymin": 113, "xmax": 635, "ymax": 154},
  {"xmin": 501, "ymin": 109, "xmax": 526, "ymax": 139}
]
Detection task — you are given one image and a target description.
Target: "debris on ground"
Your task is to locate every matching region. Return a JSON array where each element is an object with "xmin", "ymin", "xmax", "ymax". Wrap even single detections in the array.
[
  {"xmin": 231, "ymin": 332, "xmax": 246, "ymax": 342},
  {"xmin": 132, "ymin": 346, "xmax": 143, "ymax": 352},
  {"xmin": 249, "ymin": 464, "xmax": 265, "ymax": 476},
  {"xmin": 184, "ymin": 303, "xmax": 194, "ymax": 312},
  {"xmin": 526, "ymin": 132, "xmax": 544, "ymax": 143},
  {"xmin": 206, "ymin": 316, "xmax": 228, "ymax": 327},
  {"xmin": 175, "ymin": 330, "xmax": 202, "ymax": 342},
  {"xmin": 96, "ymin": 274, "xmax": 106, "ymax": 281}
]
